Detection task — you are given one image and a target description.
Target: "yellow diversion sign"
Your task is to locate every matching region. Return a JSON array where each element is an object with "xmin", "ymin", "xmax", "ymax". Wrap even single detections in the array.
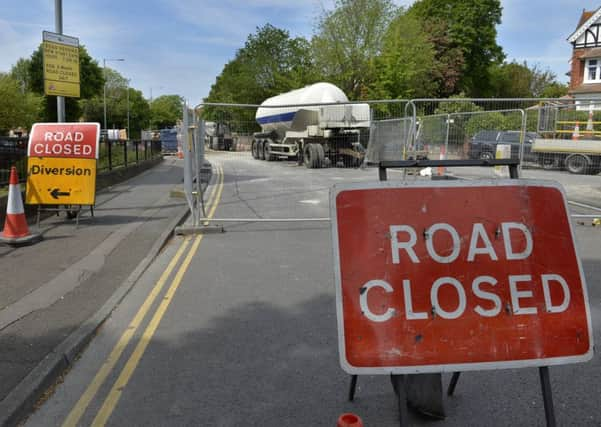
[
  {"xmin": 26, "ymin": 158, "xmax": 96, "ymax": 205},
  {"xmin": 26, "ymin": 122, "xmax": 100, "ymax": 206}
]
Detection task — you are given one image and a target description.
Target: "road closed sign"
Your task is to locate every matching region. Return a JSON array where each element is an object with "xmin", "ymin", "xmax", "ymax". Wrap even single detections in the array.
[
  {"xmin": 331, "ymin": 180, "xmax": 593, "ymax": 375},
  {"xmin": 26, "ymin": 122, "xmax": 100, "ymax": 205}
]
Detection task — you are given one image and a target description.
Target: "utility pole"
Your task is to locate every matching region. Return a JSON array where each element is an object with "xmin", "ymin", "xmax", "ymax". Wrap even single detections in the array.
[{"xmin": 55, "ymin": 0, "xmax": 65, "ymax": 122}]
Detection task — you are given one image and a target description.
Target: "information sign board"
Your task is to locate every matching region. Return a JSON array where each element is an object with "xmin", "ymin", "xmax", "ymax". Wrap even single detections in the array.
[{"xmin": 43, "ymin": 31, "xmax": 80, "ymax": 98}]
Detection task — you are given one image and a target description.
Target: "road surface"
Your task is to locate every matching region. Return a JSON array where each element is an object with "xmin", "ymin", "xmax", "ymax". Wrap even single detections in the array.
[{"xmin": 26, "ymin": 151, "xmax": 601, "ymax": 426}]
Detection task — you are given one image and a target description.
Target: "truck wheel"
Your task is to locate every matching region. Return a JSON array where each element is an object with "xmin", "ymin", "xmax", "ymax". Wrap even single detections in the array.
[
  {"xmin": 565, "ymin": 154, "xmax": 589, "ymax": 174},
  {"xmin": 479, "ymin": 151, "xmax": 494, "ymax": 161},
  {"xmin": 540, "ymin": 155, "xmax": 560, "ymax": 170},
  {"xmin": 315, "ymin": 144, "xmax": 325, "ymax": 167},
  {"xmin": 304, "ymin": 143, "xmax": 320, "ymax": 168},
  {"xmin": 251, "ymin": 140, "xmax": 259, "ymax": 158},
  {"xmin": 258, "ymin": 140, "xmax": 266, "ymax": 160},
  {"xmin": 264, "ymin": 142, "xmax": 273, "ymax": 161}
]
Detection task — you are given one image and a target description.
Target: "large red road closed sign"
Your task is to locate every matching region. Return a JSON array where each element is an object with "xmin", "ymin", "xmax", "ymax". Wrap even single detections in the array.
[{"xmin": 331, "ymin": 180, "xmax": 593, "ymax": 374}]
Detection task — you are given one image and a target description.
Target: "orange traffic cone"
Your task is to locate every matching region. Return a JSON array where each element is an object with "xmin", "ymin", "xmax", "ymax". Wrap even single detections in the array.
[
  {"xmin": 572, "ymin": 121, "xmax": 580, "ymax": 141},
  {"xmin": 0, "ymin": 167, "xmax": 42, "ymax": 245},
  {"xmin": 337, "ymin": 413, "xmax": 363, "ymax": 427},
  {"xmin": 438, "ymin": 145, "xmax": 446, "ymax": 176}
]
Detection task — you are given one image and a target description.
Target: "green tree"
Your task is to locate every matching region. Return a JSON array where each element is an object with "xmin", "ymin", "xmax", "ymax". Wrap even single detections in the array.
[
  {"xmin": 80, "ymin": 69, "xmax": 150, "ymax": 138},
  {"xmin": 409, "ymin": 0, "xmax": 504, "ymax": 96},
  {"xmin": 489, "ymin": 61, "xmax": 566, "ymax": 98},
  {"xmin": 312, "ymin": 0, "xmax": 396, "ymax": 100},
  {"xmin": 10, "ymin": 58, "xmax": 31, "ymax": 93},
  {"xmin": 150, "ymin": 95, "xmax": 183, "ymax": 129},
  {"xmin": 540, "ymin": 82, "xmax": 568, "ymax": 98},
  {"xmin": 27, "ymin": 44, "xmax": 103, "ymax": 121},
  {"xmin": 489, "ymin": 61, "xmax": 532, "ymax": 98},
  {"xmin": 205, "ymin": 24, "xmax": 317, "ymax": 106},
  {"xmin": 0, "ymin": 73, "xmax": 42, "ymax": 134},
  {"xmin": 371, "ymin": 11, "xmax": 438, "ymax": 99}
]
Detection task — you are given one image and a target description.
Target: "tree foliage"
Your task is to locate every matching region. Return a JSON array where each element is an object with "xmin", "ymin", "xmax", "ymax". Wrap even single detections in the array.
[
  {"xmin": 409, "ymin": 0, "xmax": 504, "ymax": 96},
  {"xmin": 312, "ymin": 0, "xmax": 395, "ymax": 100},
  {"xmin": 371, "ymin": 11, "xmax": 438, "ymax": 99},
  {"xmin": 0, "ymin": 73, "xmax": 42, "ymax": 133},
  {"xmin": 489, "ymin": 61, "xmax": 566, "ymax": 98},
  {"xmin": 205, "ymin": 24, "xmax": 317, "ymax": 106},
  {"xmin": 150, "ymin": 95, "xmax": 183, "ymax": 129},
  {"xmin": 80, "ymin": 69, "xmax": 150, "ymax": 139}
]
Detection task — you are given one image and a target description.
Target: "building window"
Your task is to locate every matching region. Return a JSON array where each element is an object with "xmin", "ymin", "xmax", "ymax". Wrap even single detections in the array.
[{"xmin": 585, "ymin": 58, "xmax": 601, "ymax": 83}]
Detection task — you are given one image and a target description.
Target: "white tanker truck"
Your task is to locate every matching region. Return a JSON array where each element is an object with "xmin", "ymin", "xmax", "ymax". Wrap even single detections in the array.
[{"xmin": 251, "ymin": 82, "xmax": 370, "ymax": 168}]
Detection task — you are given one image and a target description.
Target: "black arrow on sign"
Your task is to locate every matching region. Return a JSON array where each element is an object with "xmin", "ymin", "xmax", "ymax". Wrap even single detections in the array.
[{"xmin": 49, "ymin": 188, "xmax": 71, "ymax": 199}]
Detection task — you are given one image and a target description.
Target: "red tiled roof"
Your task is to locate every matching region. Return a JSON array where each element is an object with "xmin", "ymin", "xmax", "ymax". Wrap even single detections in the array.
[{"xmin": 578, "ymin": 10, "xmax": 596, "ymax": 28}]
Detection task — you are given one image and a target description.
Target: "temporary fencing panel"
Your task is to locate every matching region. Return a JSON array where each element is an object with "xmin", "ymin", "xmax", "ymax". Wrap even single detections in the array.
[{"xmin": 190, "ymin": 98, "xmax": 601, "ymax": 223}]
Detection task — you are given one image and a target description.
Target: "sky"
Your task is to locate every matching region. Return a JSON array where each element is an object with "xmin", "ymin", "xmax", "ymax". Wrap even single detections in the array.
[{"xmin": 0, "ymin": 0, "xmax": 600, "ymax": 105}]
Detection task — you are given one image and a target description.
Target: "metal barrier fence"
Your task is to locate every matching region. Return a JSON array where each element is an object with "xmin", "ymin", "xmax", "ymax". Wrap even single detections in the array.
[
  {"xmin": 0, "ymin": 137, "xmax": 164, "ymax": 188},
  {"xmin": 181, "ymin": 97, "xmax": 601, "ymax": 226},
  {"xmin": 196, "ymin": 97, "xmax": 601, "ymax": 176}
]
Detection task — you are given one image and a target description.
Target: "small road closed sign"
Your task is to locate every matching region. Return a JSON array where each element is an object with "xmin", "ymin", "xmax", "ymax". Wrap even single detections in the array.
[
  {"xmin": 26, "ymin": 122, "xmax": 100, "ymax": 205},
  {"xmin": 330, "ymin": 180, "xmax": 593, "ymax": 374}
]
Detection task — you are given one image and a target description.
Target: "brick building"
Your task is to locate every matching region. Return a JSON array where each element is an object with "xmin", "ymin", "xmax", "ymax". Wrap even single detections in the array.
[{"xmin": 568, "ymin": 7, "xmax": 601, "ymax": 104}]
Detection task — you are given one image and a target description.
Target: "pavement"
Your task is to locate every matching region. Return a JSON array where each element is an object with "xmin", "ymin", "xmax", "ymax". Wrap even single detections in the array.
[{"xmin": 0, "ymin": 156, "xmax": 209, "ymax": 426}]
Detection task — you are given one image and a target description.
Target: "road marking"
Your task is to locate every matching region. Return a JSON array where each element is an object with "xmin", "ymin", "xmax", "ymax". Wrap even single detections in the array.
[
  {"xmin": 91, "ymin": 234, "xmax": 204, "ymax": 426},
  {"xmin": 62, "ymin": 164, "xmax": 224, "ymax": 426},
  {"xmin": 568, "ymin": 200, "xmax": 601, "ymax": 212},
  {"xmin": 61, "ymin": 238, "xmax": 190, "ymax": 427},
  {"xmin": 92, "ymin": 165, "xmax": 224, "ymax": 425}
]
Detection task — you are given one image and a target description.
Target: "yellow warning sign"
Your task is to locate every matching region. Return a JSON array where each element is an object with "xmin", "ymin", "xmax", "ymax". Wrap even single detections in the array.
[
  {"xmin": 26, "ymin": 157, "xmax": 96, "ymax": 205},
  {"xmin": 44, "ymin": 79, "xmax": 80, "ymax": 98},
  {"xmin": 43, "ymin": 31, "xmax": 80, "ymax": 98}
]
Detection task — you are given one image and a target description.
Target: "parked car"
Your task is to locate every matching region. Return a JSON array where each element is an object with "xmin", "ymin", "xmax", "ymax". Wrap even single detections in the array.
[{"xmin": 468, "ymin": 130, "xmax": 538, "ymax": 162}]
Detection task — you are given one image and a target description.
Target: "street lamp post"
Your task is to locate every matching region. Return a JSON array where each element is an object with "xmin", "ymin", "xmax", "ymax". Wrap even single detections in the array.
[
  {"xmin": 126, "ymin": 79, "xmax": 130, "ymax": 140},
  {"xmin": 103, "ymin": 58, "xmax": 125, "ymax": 135}
]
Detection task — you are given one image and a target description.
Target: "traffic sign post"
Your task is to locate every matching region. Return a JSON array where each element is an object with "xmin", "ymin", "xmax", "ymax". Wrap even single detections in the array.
[
  {"xmin": 26, "ymin": 123, "xmax": 100, "ymax": 225},
  {"xmin": 331, "ymin": 179, "xmax": 593, "ymax": 425}
]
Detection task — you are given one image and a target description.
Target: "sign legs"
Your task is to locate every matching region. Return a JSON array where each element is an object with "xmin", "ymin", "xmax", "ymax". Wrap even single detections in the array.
[
  {"xmin": 405, "ymin": 374, "xmax": 446, "ymax": 419},
  {"xmin": 348, "ymin": 375, "xmax": 357, "ymax": 401},
  {"xmin": 390, "ymin": 375, "xmax": 409, "ymax": 427},
  {"xmin": 539, "ymin": 367, "xmax": 557, "ymax": 427},
  {"xmin": 447, "ymin": 372, "xmax": 461, "ymax": 396}
]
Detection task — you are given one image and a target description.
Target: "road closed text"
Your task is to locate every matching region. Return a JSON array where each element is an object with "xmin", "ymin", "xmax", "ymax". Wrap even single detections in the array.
[
  {"xmin": 359, "ymin": 222, "xmax": 572, "ymax": 322},
  {"xmin": 28, "ymin": 123, "xmax": 100, "ymax": 159},
  {"xmin": 30, "ymin": 132, "xmax": 93, "ymax": 157}
]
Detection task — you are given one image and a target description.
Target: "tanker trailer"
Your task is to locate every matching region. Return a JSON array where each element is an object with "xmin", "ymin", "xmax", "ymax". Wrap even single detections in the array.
[{"xmin": 251, "ymin": 82, "xmax": 370, "ymax": 168}]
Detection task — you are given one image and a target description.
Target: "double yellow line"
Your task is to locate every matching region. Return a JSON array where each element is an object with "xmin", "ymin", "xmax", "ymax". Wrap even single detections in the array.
[{"xmin": 63, "ymin": 164, "xmax": 224, "ymax": 427}]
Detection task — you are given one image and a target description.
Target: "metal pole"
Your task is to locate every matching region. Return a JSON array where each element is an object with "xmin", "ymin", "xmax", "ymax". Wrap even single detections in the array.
[
  {"xmin": 127, "ymin": 79, "xmax": 130, "ymax": 140},
  {"xmin": 103, "ymin": 59, "xmax": 107, "ymax": 134},
  {"xmin": 55, "ymin": 0, "xmax": 65, "ymax": 122},
  {"xmin": 539, "ymin": 367, "xmax": 557, "ymax": 427}
]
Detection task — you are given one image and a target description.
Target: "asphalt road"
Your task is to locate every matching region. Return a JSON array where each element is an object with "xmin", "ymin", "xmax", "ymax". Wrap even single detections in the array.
[{"xmin": 25, "ymin": 151, "xmax": 601, "ymax": 426}]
